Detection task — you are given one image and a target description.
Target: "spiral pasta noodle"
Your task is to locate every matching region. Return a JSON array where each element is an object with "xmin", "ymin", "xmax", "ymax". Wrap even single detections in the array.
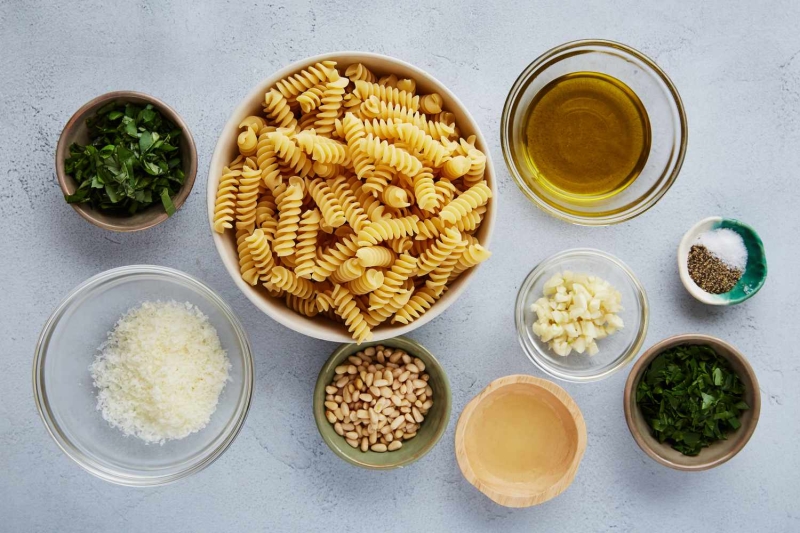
[
  {"xmin": 357, "ymin": 215, "xmax": 419, "ymax": 247},
  {"xmin": 285, "ymin": 294, "xmax": 319, "ymax": 317},
  {"xmin": 273, "ymin": 176, "xmax": 304, "ymax": 257},
  {"xmin": 382, "ymin": 185, "xmax": 410, "ymax": 208},
  {"xmin": 368, "ymin": 253, "xmax": 418, "ymax": 310},
  {"xmin": 439, "ymin": 181, "xmax": 492, "ymax": 225},
  {"xmin": 270, "ymin": 266, "xmax": 315, "ymax": 299},
  {"xmin": 347, "ymin": 269, "xmax": 385, "ymax": 295},
  {"xmin": 263, "ymin": 89, "xmax": 298, "ymax": 132},
  {"xmin": 330, "ymin": 257, "xmax": 365, "ymax": 284},
  {"xmin": 274, "ymin": 60, "xmax": 338, "ymax": 104},
  {"xmin": 236, "ymin": 229, "xmax": 259, "ymax": 286},
  {"xmin": 213, "ymin": 166, "xmax": 240, "ymax": 233},
  {"xmin": 345, "ymin": 63, "xmax": 377, "ymax": 83},
  {"xmin": 294, "ymin": 208, "xmax": 321, "ymax": 279},
  {"xmin": 314, "ymin": 77, "xmax": 349, "ymax": 137},
  {"xmin": 353, "ymin": 80, "xmax": 420, "ymax": 111},
  {"xmin": 416, "ymin": 226, "xmax": 463, "ymax": 276},
  {"xmin": 308, "ymin": 178, "xmax": 346, "ymax": 228},
  {"xmin": 312, "ymin": 233, "xmax": 360, "ymax": 282},
  {"xmin": 357, "ymin": 134, "xmax": 422, "ymax": 176},
  {"xmin": 360, "ymin": 97, "xmax": 455, "ymax": 140},
  {"xmin": 268, "ymin": 129, "xmax": 314, "ymax": 177},
  {"xmin": 330, "ymin": 175, "xmax": 368, "ymax": 232},
  {"xmin": 214, "ymin": 60, "xmax": 492, "ymax": 341},
  {"xmin": 235, "ymin": 162, "xmax": 261, "ymax": 232}
]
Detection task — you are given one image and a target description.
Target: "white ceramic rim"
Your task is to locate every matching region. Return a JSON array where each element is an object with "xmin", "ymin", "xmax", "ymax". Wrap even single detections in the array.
[
  {"xmin": 207, "ymin": 51, "xmax": 497, "ymax": 342},
  {"xmin": 677, "ymin": 216, "xmax": 729, "ymax": 305},
  {"xmin": 32, "ymin": 265, "xmax": 255, "ymax": 486},
  {"xmin": 514, "ymin": 248, "xmax": 650, "ymax": 383}
]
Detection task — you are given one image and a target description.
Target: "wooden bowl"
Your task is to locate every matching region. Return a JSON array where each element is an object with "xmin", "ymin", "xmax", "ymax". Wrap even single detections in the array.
[
  {"xmin": 56, "ymin": 91, "xmax": 197, "ymax": 232},
  {"xmin": 207, "ymin": 52, "xmax": 497, "ymax": 342},
  {"xmin": 313, "ymin": 336, "xmax": 451, "ymax": 469},
  {"xmin": 455, "ymin": 375, "xmax": 587, "ymax": 507},
  {"xmin": 624, "ymin": 334, "xmax": 761, "ymax": 470}
]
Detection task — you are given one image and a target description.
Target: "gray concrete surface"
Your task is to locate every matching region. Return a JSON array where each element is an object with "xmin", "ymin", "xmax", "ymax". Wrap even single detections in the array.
[{"xmin": 2, "ymin": 1, "xmax": 798, "ymax": 531}]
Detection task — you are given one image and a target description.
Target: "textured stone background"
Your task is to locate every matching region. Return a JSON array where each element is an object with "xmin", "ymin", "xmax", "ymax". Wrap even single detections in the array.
[{"xmin": 2, "ymin": 1, "xmax": 798, "ymax": 531}]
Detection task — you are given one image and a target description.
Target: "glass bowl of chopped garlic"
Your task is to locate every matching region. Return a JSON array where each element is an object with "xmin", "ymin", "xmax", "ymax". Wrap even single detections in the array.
[
  {"xmin": 515, "ymin": 249, "xmax": 649, "ymax": 382},
  {"xmin": 33, "ymin": 265, "xmax": 254, "ymax": 486}
]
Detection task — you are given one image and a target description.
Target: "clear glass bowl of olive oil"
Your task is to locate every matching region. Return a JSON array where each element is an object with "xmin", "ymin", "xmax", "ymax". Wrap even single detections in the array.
[{"xmin": 502, "ymin": 40, "xmax": 687, "ymax": 225}]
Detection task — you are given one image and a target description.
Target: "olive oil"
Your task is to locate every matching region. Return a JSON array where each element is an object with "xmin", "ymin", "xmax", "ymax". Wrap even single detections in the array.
[{"xmin": 523, "ymin": 72, "xmax": 651, "ymax": 200}]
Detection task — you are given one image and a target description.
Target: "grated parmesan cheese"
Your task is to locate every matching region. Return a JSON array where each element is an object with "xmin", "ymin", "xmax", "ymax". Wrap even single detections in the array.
[{"xmin": 90, "ymin": 300, "xmax": 231, "ymax": 444}]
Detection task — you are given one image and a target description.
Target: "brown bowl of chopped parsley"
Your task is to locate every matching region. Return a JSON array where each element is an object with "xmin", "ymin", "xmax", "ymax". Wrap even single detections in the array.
[
  {"xmin": 624, "ymin": 334, "xmax": 760, "ymax": 471},
  {"xmin": 56, "ymin": 91, "xmax": 197, "ymax": 232}
]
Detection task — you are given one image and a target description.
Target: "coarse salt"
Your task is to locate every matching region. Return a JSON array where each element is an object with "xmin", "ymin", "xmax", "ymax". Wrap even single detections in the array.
[{"xmin": 695, "ymin": 229, "xmax": 748, "ymax": 271}]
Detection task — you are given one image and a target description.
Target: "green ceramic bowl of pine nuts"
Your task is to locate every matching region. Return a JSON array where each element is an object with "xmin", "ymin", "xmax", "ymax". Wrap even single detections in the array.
[{"xmin": 314, "ymin": 337, "xmax": 452, "ymax": 469}]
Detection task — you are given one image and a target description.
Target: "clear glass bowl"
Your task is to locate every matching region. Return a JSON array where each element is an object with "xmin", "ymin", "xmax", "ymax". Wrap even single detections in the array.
[
  {"xmin": 33, "ymin": 265, "xmax": 254, "ymax": 486},
  {"xmin": 501, "ymin": 40, "xmax": 687, "ymax": 225},
  {"xmin": 515, "ymin": 249, "xmax": 649, "ymax": 382}
]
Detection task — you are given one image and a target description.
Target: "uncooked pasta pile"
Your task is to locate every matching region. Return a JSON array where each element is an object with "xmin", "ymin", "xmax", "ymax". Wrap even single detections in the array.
[{"xmin": 213, "ymin": 60, "xmax": 493, "ymax": 343}]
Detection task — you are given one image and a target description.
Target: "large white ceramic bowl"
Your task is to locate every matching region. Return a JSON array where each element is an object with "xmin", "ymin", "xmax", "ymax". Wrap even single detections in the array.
[{"xmin": 207, "ymin": 52, "xmax": 497, "ymax": 342}]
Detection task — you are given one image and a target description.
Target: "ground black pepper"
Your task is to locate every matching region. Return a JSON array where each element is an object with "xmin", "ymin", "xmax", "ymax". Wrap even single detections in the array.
[{"xmin": 687, "ymin": 245, "xmax": 742, "ymax": 294}]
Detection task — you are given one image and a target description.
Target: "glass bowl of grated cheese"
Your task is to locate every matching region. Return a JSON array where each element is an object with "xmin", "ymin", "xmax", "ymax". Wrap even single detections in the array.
[
  {"xmin": 515, "ymin": 249, "xmax": 649, "ymax": 383},
  {"xmin": 33, "ymin": 265, "xmax": 254, "ymax": 486}
]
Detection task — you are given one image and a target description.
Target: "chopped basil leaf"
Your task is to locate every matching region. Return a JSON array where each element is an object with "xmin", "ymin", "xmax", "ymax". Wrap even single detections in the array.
[{"xmin": 64, "ymin": 102, "xmax": 184, "ymax": 216}]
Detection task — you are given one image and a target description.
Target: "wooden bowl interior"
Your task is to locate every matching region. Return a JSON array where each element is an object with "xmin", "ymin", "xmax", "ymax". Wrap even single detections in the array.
[
  {"xmin": 313, "ymin": 336, "xmax": 452, "ymax": 469},
  {"xmin": 207, "ymin": 52, "xmax": 497, "ymax": 342},
  {"xmin": 56, "ymin": 92, "xmax": 197, "ymax": 232},
  {"xmin": 625, "ymin": 335, "xmax": 761, "ymax": 470},
  {"xmin": 455, "ymin": 375, "xmax": 586, "ymax": 507}
]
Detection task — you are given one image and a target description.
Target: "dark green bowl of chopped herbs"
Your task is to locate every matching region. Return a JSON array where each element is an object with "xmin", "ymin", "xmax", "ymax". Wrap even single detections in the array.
[
  {"xmin": 624, "ymin": 334, "xmax": 760, "ymax": 471},
  {"xmin": 56, "ymin": 91, "xmax": 197, "ymax": 232}
]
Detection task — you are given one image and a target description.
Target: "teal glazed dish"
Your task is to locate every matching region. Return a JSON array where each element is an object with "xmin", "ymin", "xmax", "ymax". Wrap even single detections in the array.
[{"xmin": 678, "ymin": 217, "xmax": 767, "ymax": 305}]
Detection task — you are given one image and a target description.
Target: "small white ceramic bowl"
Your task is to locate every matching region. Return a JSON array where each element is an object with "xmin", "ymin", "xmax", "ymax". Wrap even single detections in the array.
[
  {"xmin": 678, "ymin": 216, "xmax": 767, "ymax": 306},
  {"xmin": 207, "ymin": 52, "xmax": 497, "ymax": 342}
]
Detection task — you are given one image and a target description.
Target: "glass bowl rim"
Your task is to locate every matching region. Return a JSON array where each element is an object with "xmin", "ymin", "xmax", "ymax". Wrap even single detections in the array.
[
  {"xmin": 514, "ymin": 248, "xmax": 650, "ymax": 382},
  {"xmin": 32, "ymin": 264, "xmax": 255, "ymax": 486},
  {"xmin": 500, "ymin": 39, "xmax": 688, "ymax": 226}
]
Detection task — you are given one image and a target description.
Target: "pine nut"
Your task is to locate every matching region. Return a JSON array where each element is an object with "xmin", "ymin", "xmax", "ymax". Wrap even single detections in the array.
[
  {"xmin": 385, "ymin": 432, "xmax": 394, "ymax": 443},
  {"xmin": 365, "ymin": 372, "xmax": 374, "ymax": 387},
  {"xmin": 405, "ymin": 413, "xmax": 415, "ymax": 424},
  {"xmin": 373, "ymin": 379, "xmax": 389, "ymax": 387},
  {"xmin": 355, "ymin": 378, "xmax": 364, "ymax": 390},
  {"xmin": 345, "ymin": 431, "xmax": 358, "ymax": 440},
  {"xmin": 391, "ymin": 417, "xmax": 405, "ymax": 430},
  {"xmin": 357, "ymin": 409, "xmax": 369, "ymax": 419},
  {"xmin": 401, "ymin": 354, "xmax": 411, "ymax": 364},
  {"xmin": 376, "ymin": 351, "xmax": 385, "ymax": 363},
  {"xmin": 398, "ymin": 371, "xmax": 410, "ymax": 383},
  {"xmin": 369, "ymin": 385, "xmax": 381, "ymax": 397},
  {"xmin": 369, "ymin": 432, "xmax": 378, "ymax": 445},
  {"xmin": 394, "ymin": 428, "xmax": 404, "ymax": 439},
  {"xmin": 380, "ymin": 425, "xmax": 392, "ymax": 435},
  {"xmin": 413, "ymin": 379, "xmax": 426, "ymax": 390},
  {"xmin": 371, "ymin": 444, "xmax": 387, "ymax": 453},
  {"xmin": 380, "ymin": 387, "xmax": 392, "ymax": 398},
  {"xmin": 406, "ymin": 363, "xmax": 420, "ymax": 373},
  {"xmin": 342, "ymin": 423, "xmax": 354, "ymax": 431},
  {"xmin": 391, "ymin": 395, "xmax": 402, "ymax": 406},
  {"xmin": 361, "ymin": 437, "xmax": 369, "ymax": 452},
  {"xmin": 346, "ymin": 438, "xmax": 359, "ymax": 448},
  {"xmin": 367, "ymin": 364, "xmax": 377, "ymax": 373},
  {"xmin": 348, "ymin": 356, "xmax": 362, "ymax": 365},
  {"xmin": 336, "ymin": 376, "xmax": 349, "ymax": 388},
  {"xmin": 392, "ymin": 381, "xmax": 401, "ymax": 391},
  {"xmin": 414, "ymin": 358, "xmax": 425, "ymax": 371},
  {"xmin": 389, "ymin": 351, "xmax": 403, "ymax": 363},
  {"xmin": 326, "ymin": 394, "xmax": 334, "ymax": 401},
  {"xmin": 388, "ymin": 441, "xmax": 403, "ymax": 451},
  {"xmin": 412, "ymin": 407, "xmax": 424, "ymax": 423},
  {"xmin": 326, "ymin": 411, "xmax": 337, "ymax": 424},
  {"xmin": 334, "ymin": 422, "xmax": 344, "ymax": 436},
  {"xmin": 347, "ymin": 365, "xmax": 357, "ymax": 375},
  {"xmin": 369, "ymin": 409, "xmax": 378, "ymax": 424},
  {"xmin": 403, "ymin": 432, "xmax": 416, "ymax": 440},
  {"xmin": 384, "ymin": 369, "xmax": 393, "ymax": 384},
  {"xmin": 324, "ymin": 401, "xmax": 338, "ymax": 411},
  {"xmin": 335, "ymin": 408, "xmax": 344, "ymax": 421},
  {"xmin": 325, "ymin": 385, "xmax": 337, "ymax": 394},
  {"xmin": 360, "ymin": 393, "xmax": 373, "ymax": 403},
  {"xmin": 422, "ymin": 400, "xmax": 433, "ymax": 410},
  {"xmin": 422, "ymin": 374, "xmax": 429, "ymax": 382},
  {"xmin": 364, "ymin": 347, "xmax": 376, "ymax": 356},
  {"xmin": 400, "ymin": 406, "xmax": 411, "ymax": 414},
  {"xmin": 425, "ymin": 385, "xmax": 432, "ymax": 396},
  {"xmin": 335, "ymin": 365, "xmax": 348, "ymax": 375},
  {"xmin": 342, "ymin": 403, "xmax": 350, "ymax": 417}
]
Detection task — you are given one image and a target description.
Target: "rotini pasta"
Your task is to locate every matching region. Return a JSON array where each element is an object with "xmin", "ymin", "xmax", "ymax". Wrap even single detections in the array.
[
  {"xmin": 294, "ymin": 208, "xmax": 321, "ymax": 279},
  {"xmin": 438, "ymin": 181, "xmax": 492, "ymax": 226},
  {"xmin": 331, "ymin": 284, "xmax": 373, "ymax": 344},
  {"xmin": 270, "ymin": 266, "xmax": 315, "ymax": 299},
  {"xmin": 347, "ymin": 268, "xmax": 385, "ymax": 295},
  {"xmin": 273, "ymin": 176, "xmax": 305, "ymax": 257},
  {"xmin": 357, "ymin": 215, "xmax": 419, "ymax": 247},
  {"xmin": 213, "ymin": 166, "xmax": 240, "ymax": 233},
  {"xmin": 214, "ymin": 60, "xmax": 492, "ymax": 342}
]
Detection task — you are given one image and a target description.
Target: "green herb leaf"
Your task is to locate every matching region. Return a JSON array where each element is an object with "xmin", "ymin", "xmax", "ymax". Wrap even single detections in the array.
[
  {"xmin": 636, "ymin": 344, "xmax": 748, "ymax": 456},
  {"xmin": 62, "ymin": 102, "xmax": 184, "ymax": 216}
]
